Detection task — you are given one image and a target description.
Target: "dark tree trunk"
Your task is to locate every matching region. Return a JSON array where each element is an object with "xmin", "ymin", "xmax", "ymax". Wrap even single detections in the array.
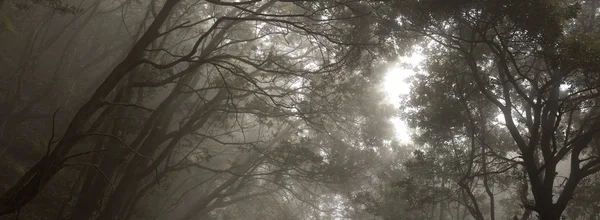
[{"xmin": 0, "ymin": 0, "xmax": 181, "ymax": 215}]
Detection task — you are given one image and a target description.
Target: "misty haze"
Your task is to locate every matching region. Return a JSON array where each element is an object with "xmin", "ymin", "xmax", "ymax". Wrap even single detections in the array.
[{"xmin": 1, "ymin": 0, "xmax": 600, "ymax": 220}]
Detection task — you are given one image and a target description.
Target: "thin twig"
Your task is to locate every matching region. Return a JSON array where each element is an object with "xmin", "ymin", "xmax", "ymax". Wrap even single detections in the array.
[
  {"xmin": 45, "ymin": 108, "xmax": 61, "ymax": 158},
  {"xmin": 84, "ymin": 133, "xmax": 152, "ymax": 160},
  {"xmin": 102, "ymin": 100, "xmax": 154, "ymax": 112},
  {"xmin": 61, "ymin": 148, "xmax": 108, "ymax": 164},
  {"xmin": 62, "ymin": 163, "xmax": 115, "ymax": 188}
]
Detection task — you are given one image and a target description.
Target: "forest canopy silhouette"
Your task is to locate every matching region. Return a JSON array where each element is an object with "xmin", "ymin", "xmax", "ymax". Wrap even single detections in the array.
[{"xmin": 1, "ymin": 0, "xmax": 600, "ymax": 219}]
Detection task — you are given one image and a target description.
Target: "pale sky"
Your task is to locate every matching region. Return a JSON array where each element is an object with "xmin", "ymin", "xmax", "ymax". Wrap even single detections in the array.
[{"xmin": 383, "ymin": 50, "xmax": 425, "ymax": 143}]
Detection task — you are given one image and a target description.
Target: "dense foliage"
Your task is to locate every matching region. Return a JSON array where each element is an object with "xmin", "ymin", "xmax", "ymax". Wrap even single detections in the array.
[{"xmin": 1, "ymin": 0, "xmax": 600, "ymax": 220}]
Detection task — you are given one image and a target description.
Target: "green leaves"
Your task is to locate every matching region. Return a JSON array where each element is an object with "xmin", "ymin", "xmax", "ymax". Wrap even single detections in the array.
[
  {"xmin": 2, "ymin": 0, "xmax": 83, "ymax": 34},
  {"xmin": 3, "ymin": 17, "xmax": 14, "ymax": 32},
  {"xmin": 9, "ymin": 0, "xmax": 83, "ymax": 15},
  {"xmin": 8, "ymin": 0, "xmax": 16, "ymax": 9},
  {"xmin": 556, "ymin": 34, "xmax": 600, "ymax": 74},
  {"xmin": 2, "ymin": 0, "xmax": 16, "ymax": 32}
]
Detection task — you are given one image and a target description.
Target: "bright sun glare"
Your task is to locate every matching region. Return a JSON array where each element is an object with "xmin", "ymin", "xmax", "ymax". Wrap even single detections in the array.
[{"xmin": 383, "ymin": 49, "xmax": 425, "ymax": 143}]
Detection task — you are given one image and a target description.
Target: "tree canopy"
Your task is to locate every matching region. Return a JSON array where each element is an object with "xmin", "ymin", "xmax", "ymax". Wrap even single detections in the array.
[{"xmin": 1, "ymin": 0, "xmax": 600, "ymax": 220}]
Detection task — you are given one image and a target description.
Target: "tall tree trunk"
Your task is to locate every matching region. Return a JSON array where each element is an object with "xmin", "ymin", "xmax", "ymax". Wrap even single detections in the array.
[
  {"xmin": 176, "ymin": 120, "xmax": 301, "ymax": 220},
  {"xmin": 177, "ymin": 173, "xmax": 245, "ymax": 220},
  {"xmin": 67, "ymin": 137, "xmax": 108, "ymax": 220},
  {"xmin": 69, "ymin": 78, "xmax": 137, "ymax": 220},
  {"xmin": 455, "ymin": 203, "xmax": 460, "ymax": 220},
  {"xmin": 97, "ymin": 87, "xmax": 224, "ymax": 220},
  {"xmin": 0, "ymin": 0, "xmax": 181, "ymax": 215},
  {"xmin": 482, "ymin": 146, "xmax": 495, "ymax": 220},
  {"xmin": 439, "ymin": 178, "xmax": 446, "ymax": 220}
]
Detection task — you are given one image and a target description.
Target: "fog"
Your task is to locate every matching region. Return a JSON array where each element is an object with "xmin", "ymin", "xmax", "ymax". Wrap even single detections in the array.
[{"xmin": 1, "ymin": 0, "xmax": 600, "ymax": 220}]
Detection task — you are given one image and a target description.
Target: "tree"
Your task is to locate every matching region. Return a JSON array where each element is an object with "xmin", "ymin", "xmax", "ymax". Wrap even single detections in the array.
[
  {"xmin": 384, "ymin": 0, "xmax": 600, "ymax": 219},
  {"xmin": 0, "ymin": 0, "xmax": 397, "ymax": 219}
]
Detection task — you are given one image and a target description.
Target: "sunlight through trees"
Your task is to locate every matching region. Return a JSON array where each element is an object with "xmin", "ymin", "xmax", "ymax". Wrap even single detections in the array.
[{"xmin": 1, "ymin": 0, "xmax": 600, "ymax": 220}]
